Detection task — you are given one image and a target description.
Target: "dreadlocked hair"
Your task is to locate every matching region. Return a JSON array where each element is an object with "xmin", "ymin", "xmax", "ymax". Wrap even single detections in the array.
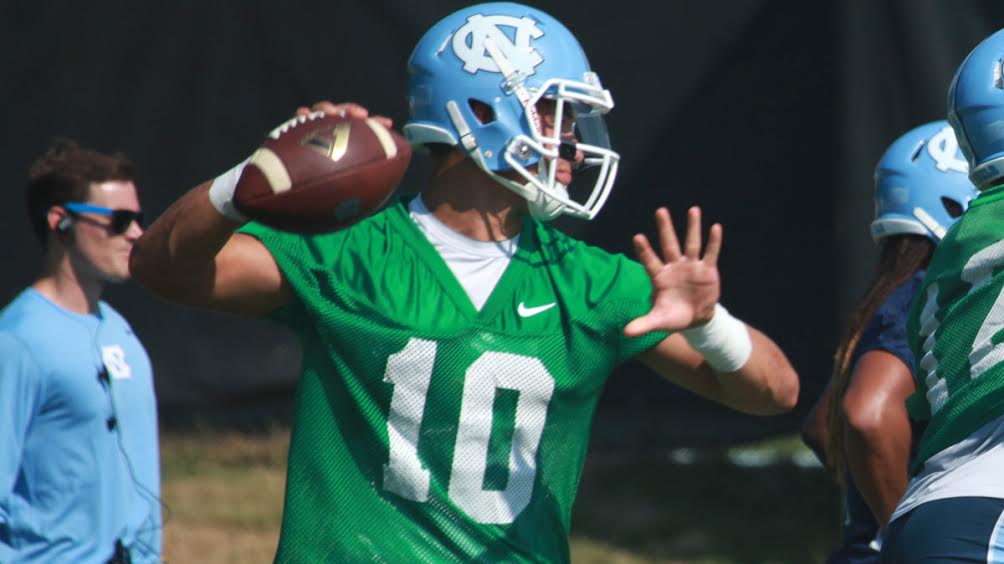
[{"xmin": 823, "ymin": 234, "xmax": 934, "ymax": 485}]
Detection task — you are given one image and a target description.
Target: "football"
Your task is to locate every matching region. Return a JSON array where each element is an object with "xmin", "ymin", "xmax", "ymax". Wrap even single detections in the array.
[{"xmin": 233, "ymin": 112, "xmax": 411, "ymax": 233}]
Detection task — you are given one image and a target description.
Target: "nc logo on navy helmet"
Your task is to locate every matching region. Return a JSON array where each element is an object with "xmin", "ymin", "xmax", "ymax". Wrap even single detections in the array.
[
  {"xmin": 452, "ymin": 14, "xmax": 544, "ymax": 76},
  {"xmin": 928, "ymin": 125, "xmax": 969, "ymax": 174}
]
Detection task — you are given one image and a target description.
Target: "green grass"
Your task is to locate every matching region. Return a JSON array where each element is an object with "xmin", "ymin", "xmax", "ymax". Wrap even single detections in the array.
[
  {"xmin": 160, "ymin": 431, "xmax": 287, "ymax": 563},
  {"xmin": 159, "ymin": 430, "xmax": 840, "ymax": 563}
]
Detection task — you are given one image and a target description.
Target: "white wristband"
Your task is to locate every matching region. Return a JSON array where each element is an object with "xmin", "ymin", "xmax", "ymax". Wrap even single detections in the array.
[
  {"xmin": 681, "ymin": 304, "xmax": 752, "ymax": 373},
  {"xmin": 208, "ymin": 156, "xmax": 251, "ymax": 222}
]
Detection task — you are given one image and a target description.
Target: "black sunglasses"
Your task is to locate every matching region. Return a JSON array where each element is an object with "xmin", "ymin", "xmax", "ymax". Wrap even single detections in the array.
[{"xmin": 63, "ymin": 202, "xmax": 144, "ymax": 235}]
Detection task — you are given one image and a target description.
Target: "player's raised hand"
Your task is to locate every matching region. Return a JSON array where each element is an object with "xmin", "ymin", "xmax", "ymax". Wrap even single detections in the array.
[
  {"xmin": 295, "ymin": 101, "xmax": 394, "ymax": 129},
  {"xmin": 624, "ymin": 207, "xmax": 722, "ymax": 337}
]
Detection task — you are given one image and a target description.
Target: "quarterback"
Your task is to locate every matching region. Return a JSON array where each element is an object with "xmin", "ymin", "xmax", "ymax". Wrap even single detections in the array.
[{"xmin": 130, "ymin": 3, "xmax": 798, "ymax": 561}]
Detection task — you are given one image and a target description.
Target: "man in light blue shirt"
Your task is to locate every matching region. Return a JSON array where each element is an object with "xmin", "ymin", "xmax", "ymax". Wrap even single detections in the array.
[{"xmin": 0, "ymin": 140, "xmax": 161, "ymax": 563}]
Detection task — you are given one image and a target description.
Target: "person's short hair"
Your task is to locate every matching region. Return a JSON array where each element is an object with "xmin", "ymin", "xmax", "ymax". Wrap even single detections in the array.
[{"xmin": 26, "ymin": 139, "xmax": 135, "ymax": 245}]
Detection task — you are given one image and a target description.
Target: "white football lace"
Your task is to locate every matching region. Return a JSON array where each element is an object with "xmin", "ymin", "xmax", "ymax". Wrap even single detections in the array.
[{"xmin": 267, "ymin": 111, "xmax": 328, "ymax": 139}]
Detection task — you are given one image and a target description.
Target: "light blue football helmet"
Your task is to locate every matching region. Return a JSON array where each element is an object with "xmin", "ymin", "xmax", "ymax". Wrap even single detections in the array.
[
  {"xmin": 871, "ymin": 121, "xmax": 977, "ymax": 242},
  {"xmin": 404, "ymin": 2, "xmax": 619, "ymax": 220},
  {"xmin": 948, "ymin": 28, "xmax": 1004, "ymax": 189}
]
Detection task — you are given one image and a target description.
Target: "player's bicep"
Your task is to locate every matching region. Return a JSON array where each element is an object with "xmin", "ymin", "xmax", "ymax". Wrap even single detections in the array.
[
  {"xmin": 198, "ymin": 233, "xmax": 291, "ymax": 316},
  {"xmin": 842, "ymin": 350, "xmax": 915, "ymax": 425}
]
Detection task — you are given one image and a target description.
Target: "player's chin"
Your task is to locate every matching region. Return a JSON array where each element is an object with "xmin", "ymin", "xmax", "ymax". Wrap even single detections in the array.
[
  {"xmin": 104, "ymin": 261, "xmax": 133, "ymax": 283},
  {"xmin": 105, "ymin": 271, "xmax": 132, "ymax": 284}
]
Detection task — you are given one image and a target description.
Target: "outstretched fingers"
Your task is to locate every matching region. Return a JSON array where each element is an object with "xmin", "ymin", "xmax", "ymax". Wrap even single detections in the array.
[
  {"xmin": 311, "ymin": 101, "xmax": 363, "ymax": 118},
  {"xmin": 645, "ymin": 206, "xmax": 721, "ymax": 265},
  {"xmin": 299, "ymin": 101, "xmax": 393, "ymax": 128},
  {"xmin": 632, "ymin": 233, "xmax": 665, "ymax": 278},
  {"xmin": 655, "ymin": 207, "xmax": 682, "ymax": 262},
  {"xmin": 684, "ymin": 207, "xmax": 703, "ymax": 259},
  {"xmin": 703, "ymin": 223, "xmax": 723, "ymax": 267}
]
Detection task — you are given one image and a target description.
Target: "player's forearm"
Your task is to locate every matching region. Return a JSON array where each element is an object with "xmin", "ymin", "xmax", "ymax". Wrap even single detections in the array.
[
  {"xmin": 839, "ymin": 351, "xmax": 915, "ymax": 526},
  {"xmin": 130, "ymin": 181, "xmax": 242, "ymax": 300},
  {"xmin": 714, "ymin": 327, "xmax": 800, "ymax": 415},
  {"xmin": 843, "ymin": 402, "xmax": 912, "ymax": 527},
  {"xmin": 639, "ymin": 328, "xmax": 799, "ymax": 415},
  {"xmin": 671, "ymin": 306, "xmax": 799, "ymax": 415}
]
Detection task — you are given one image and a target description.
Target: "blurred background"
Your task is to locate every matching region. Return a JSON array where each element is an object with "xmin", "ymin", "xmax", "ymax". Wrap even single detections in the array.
[{"xmin": 1, "ymin": 1, "xmax": 1002, "ymax": 561}]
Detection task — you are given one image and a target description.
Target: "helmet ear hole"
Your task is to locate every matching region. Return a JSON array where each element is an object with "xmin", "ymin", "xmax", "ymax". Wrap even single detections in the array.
[
  {"xmin": 942, "ymin": 197, "xmax": 964, "ymax": 218},
  {"xmin": 468, "ymin": 99, "xmax": 495, "ymax": 124}
]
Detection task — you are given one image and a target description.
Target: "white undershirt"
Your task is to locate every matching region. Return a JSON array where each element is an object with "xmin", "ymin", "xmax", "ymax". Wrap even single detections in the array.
[
  {"xmin": 890, "ymin": 412, "xmax": 1004, "ymax": 524},
  {"xmin": 408, "ymin": 195, "xmax": 518, "ymax": 311}
]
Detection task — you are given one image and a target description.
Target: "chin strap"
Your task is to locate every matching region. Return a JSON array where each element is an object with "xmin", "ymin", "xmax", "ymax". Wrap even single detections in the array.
[
  {"xmin": 527, "ymin": 182, "xmax": 567, "ymax": 220},
  {"xmin": 446, "ymin": 100, "xmax": 479, "ymax": 155},
  {"xmin": 445, "ymin": 99, "xmax": 562, "ymax": 221},
  {"xmin": 913, "ymin": 207, "xmax": 947, "ymax": 240}
]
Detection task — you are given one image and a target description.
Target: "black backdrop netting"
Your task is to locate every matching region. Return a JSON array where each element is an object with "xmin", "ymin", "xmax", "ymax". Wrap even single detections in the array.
[{"xmin": 1, "ymin": 1, "xmax": 1003, "ymax": 447}]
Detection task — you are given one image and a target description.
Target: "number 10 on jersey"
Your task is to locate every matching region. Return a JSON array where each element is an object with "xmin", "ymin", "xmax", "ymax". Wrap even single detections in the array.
[{"xmin": 381, "ymin": 338, "xmax": 556, "ymax": 524}]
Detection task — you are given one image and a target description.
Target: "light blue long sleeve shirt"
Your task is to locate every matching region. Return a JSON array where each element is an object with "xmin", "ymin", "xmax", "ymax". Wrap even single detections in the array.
[{"xmin": 0, "ymin": 289, "xmax": 160, "ymax": 563}]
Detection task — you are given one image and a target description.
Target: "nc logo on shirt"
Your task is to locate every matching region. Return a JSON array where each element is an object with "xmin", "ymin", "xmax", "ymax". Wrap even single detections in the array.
[
  {"xmin": 102, "ymin": 345, "xmax": 132, "ymax": 380},
  {"xmin": 452, "ymin": 14, "xmax": 544, "ymax": 76},
  {"xmin": 928, "ymin": 126, "xmax": 969, "ymax": 174}
]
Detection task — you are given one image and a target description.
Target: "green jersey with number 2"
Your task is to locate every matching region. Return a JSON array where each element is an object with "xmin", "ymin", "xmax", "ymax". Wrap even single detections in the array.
[
  {"xmin": 907, "ymin": 184, "xmax": 1004, "ymax": 473},
  {"xmin": 240, "ymin": 198, "xmax": 664, "ymax": 562}
]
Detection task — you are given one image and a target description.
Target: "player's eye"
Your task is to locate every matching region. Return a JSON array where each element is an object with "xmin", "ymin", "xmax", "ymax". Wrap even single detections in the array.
[
  {"xmin": 63, "ymin": 202, "xmax": 144, "ymax": 235},
  {"xmin": 536, "ymin": 101, "xmax": 576, "ymax": 138}
]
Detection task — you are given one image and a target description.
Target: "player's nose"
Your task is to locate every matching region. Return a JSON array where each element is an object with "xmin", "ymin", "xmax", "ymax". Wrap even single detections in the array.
[
  {"xmin": 124, "ymin": 218, "xmax": 144, "ymax": 240},
  {"xmin": 559, "ymin": 141, "xmax": 581, "ymax": 162},
  {"xmin": 558, "ymin": 141, "xmax": 584, "ymax": 168}
]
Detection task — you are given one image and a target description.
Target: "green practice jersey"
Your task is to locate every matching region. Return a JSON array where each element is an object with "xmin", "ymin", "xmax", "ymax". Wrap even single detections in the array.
[
  {"xmin": 907, "ymin": 184, "xmax": 1004, "ymax": 473},
  {"xmin": 240, "ymin": 199, "xmax": 664, "ymax": 562}
]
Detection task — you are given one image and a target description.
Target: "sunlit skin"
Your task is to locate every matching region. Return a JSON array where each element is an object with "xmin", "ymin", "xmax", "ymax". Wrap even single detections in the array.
[
  {"xmin": 528, "ymin": 97, "xmax": 580, "ymax": 186},
  {"xmin": 34, "ymin": 180, "xmax": 143, "ymax": 314},
  {"xmin": 130, "ymin": 100, "xmax": 798, "ymax": 414}
]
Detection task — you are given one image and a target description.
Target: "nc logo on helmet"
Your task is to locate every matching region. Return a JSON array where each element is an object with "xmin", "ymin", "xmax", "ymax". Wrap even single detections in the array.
[
  {"xmin": 452, "ymin": 14, "xmax": 544, "ymax": 76},
  {"xmin": 928, "ymin": 126, "xmax": 969, "ymax": 174}
]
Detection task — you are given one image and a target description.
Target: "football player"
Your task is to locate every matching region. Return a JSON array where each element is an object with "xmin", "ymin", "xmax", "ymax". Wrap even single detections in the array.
[
  {"xmin": 801, "ymin": 122, "xmax": 976, "ymax": 563},
  {"xmin": 882, "ymin": 28, "xmax": 1004, "ymax": 562},
  {"xmin": 130, "ymin": 3, "xmax": 798, "ymax": 561}
]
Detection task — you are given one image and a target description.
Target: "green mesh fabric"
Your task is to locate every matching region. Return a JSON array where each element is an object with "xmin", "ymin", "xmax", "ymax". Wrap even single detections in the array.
[
  {"xmin": 239, "ymin": 199, "xmax": 664, "ymax": 562},
  {"xmin": 907, "ymin": 184, "xmax": 1004, "ymax": 474}
]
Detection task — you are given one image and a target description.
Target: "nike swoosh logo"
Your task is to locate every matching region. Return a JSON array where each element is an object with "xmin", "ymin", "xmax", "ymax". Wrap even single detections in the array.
[{"xmin": 517, "ymin": 302, "xmax": 556, "ymax": 317}]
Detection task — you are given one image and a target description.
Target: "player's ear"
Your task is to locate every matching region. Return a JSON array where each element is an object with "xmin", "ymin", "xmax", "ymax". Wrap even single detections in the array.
[
  {"xmin": 47, "ymin": 206, "xmax": 74, "ymax": 242},
  {"xmin": 432, "ymin": 147, "xmax": 469, "ymax": 178}
]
